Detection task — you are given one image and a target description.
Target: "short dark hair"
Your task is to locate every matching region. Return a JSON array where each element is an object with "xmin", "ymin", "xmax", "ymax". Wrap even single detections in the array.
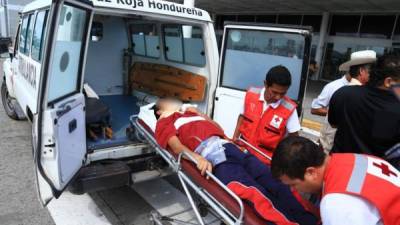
[
  {"xmin": 349, "ymin": 64, "xmax": 370, "ymax": 78},
  {"xmin": 368, "ymin": 53, "xmax": 400, "ymax": 87},
  {"xmin": 151, "ymin": 104, "xmax": 160, "ymax": 120},
  {"xmin": 271, "ymin": 136, "xmax": 326, "ymax": 180},
  {"xmin": 265, "ymin": 65, "xmax": 292, "ymax": 87}
]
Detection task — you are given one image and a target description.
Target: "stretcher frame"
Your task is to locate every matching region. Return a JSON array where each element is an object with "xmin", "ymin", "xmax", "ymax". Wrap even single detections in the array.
[{"xmin": 130, "ymin": 115, "xmax": 245, "ymax": 225}]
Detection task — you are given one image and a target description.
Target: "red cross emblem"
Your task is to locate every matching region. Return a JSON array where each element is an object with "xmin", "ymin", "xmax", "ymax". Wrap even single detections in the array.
[{"xmin": 373, "ymin": 162, "xmax": 398, "ymax": 177}]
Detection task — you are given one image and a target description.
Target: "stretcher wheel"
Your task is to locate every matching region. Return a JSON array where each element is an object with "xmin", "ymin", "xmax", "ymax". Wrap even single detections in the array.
[
  {"xmin": 126, "ymin": 126, "xmax": 146, "ymax": 142},
  {"xmin": 198, "ymin": 203, "xmax": 208, "ymax": 217}
]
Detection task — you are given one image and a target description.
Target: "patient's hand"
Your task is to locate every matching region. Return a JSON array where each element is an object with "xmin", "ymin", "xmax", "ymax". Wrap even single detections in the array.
[{"xmin": 193, "ymin": 153, "xmax": 212, "ymax": 178}]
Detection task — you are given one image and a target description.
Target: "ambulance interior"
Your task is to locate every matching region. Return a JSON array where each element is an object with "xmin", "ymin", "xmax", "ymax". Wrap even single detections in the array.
[
  {"xmin": 82, "ymin": 13, "xmax": 309, "ymax": 152},
  {"xmin": 83, "ymin": 14, "xmax": 210, "ymax": 151}
]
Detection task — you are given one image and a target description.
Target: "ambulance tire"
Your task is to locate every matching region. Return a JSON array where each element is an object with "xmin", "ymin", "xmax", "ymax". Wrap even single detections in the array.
[{"xmin": 1, "ymin": 81, "xmax": 18, "ymax": 120}]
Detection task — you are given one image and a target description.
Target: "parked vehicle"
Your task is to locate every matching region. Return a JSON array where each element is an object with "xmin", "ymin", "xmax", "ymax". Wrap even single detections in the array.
[{"xmin": 1, "ymin": 0, "xmax": 311, "ymax": 214}]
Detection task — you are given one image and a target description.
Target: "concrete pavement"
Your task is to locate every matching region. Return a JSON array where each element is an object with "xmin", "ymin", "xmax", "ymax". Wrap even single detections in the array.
[{"xmin": 0, "ymin": 80, "xmax": 54, "ymax": 224}]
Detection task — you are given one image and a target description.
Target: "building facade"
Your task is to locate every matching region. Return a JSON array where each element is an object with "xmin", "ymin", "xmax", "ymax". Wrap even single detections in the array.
[{"xmin": 214, "ymin": 13, "xmax": 400, "ymax": 81}]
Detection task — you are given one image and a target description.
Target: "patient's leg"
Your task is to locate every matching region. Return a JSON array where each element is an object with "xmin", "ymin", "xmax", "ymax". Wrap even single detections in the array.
[
  {"xmin": 213, "ymin": 143, "xmax": 299, "ymax": 225},
  {"xmin": 241, "ymin": 149, "xmax": 319, "ymax": 225}
]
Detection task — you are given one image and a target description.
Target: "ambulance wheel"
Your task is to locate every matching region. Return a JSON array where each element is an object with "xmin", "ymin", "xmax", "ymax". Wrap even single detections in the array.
[{"xmin": 1, "ymin": 82, "xmax": 18, "ymax": 120}]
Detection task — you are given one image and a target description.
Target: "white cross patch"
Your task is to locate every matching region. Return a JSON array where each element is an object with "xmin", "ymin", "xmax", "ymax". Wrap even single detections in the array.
[
  {"xmin": 367, "ymin": 157, "xmax": 400, "ymax": 187},
  {"xmin": 270, "ymin": 115, "xmax": 283, "ymax": 129}
]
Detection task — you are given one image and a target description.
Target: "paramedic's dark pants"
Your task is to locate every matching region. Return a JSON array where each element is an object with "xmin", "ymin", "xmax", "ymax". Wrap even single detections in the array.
[{"xmin": 213, "ymin": 143, "xmax": 318, "ymax": 225}]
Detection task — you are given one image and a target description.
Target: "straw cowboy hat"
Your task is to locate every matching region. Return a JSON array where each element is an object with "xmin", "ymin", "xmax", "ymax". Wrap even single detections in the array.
[{"xmin": 339, "ymin": 50, "xmax": 377, "ymax": 72}]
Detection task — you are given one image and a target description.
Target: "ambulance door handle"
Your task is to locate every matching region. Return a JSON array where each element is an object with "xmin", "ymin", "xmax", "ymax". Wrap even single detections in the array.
[{"xmin": 56, "ymin": 105, "xmax": 72, "ymax": 117}]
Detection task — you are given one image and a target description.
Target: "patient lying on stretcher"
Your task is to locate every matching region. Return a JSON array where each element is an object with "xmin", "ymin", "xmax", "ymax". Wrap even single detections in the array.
[{"xmin": 152, "ymin": 98, "xmax": 318, "ymax": 225}]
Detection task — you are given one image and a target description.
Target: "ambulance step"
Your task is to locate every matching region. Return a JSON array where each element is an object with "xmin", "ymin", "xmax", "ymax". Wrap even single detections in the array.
[{"xmin": 69, "ymin": 161, "xmax": 131, "ymax": 194}]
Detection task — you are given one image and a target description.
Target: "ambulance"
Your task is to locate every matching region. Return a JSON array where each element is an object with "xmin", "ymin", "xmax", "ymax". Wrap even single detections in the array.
[{"xmin": 1, "ymin": 0, "xmax": 312, "ymax": 207}]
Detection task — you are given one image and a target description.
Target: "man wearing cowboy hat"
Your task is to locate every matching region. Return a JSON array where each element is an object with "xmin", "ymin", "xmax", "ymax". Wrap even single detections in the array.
[
  {"xmin": 340, "ymin": 50, "xmax": 377, "ymax": 86},
  {"xmin": 311, "ymin": 50, "xmax": 376, "ymax": 152}
]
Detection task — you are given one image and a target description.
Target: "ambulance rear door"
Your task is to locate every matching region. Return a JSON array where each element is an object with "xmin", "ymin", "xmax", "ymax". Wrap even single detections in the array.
[
  {"xmin": 213, "ymin": 23, "xmax": 312, "ymax": 138},
  {"xmin": 33, "ymin": 0, "xmax": 93, "ymax": 206}
]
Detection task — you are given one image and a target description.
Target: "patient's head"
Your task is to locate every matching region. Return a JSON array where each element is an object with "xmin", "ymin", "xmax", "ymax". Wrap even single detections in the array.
[{"xmin": 152, "ymin": 98, "xmax": 182, "ymax": 119}]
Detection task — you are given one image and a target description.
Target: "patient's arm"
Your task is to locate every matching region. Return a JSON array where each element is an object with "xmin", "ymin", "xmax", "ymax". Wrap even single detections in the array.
[{"xmin": 167, "ymin": 136, "xmax": 212, "ymax": 177}]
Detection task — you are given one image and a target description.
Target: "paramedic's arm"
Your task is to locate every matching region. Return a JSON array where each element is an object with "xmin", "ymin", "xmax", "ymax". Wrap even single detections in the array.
[
  {"xmin": 286, "ymin": 109, "xmax": 300, "ymax": 136},
  {"xmin": 232, "ymin": 115, "xmax": 244, "ymax": 140},
  {"xmin": 167, "ymin": 136, "xmax": 212, "ymax": 176},
  {"xmin": 321, "ymin": 194, "xmax": 382, "ymax": 225},
  {"xmin": 232, "ymin": 103, "xmax": 246, "ymax": 141}
]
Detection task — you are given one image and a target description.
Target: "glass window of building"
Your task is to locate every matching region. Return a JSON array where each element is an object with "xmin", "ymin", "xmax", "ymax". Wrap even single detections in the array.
[
  {"xmin": 321, "ymin": 42, "xmax": 388, "ymax": 80},
  {"xmin": 216, "ymin": 15, "xmax": 236, "ymax": 30},
  {"xmin": 237, "ymin": 15, "xmax": 255, "ymax": 22},
  {"xmin": 256, "ymin": 15, "xmax": 277, "ymax": 23},
  {"xmin": 360, "ymin": 15, "xmax": 395, "ymax": 39},
  {"xmin": 302, "ymin": 15, "xmax": 322, "ymax": 33},
  {"xmin": 329, "ymin": 15, "xmax": 361, "ymax": 37},
  {"xmin": 277, "ymin": 15, "xmax": 302, "ymax": 25},
  {"xmin": 392, "ymin": 17, "xmax": 400, "ymax": 40}
]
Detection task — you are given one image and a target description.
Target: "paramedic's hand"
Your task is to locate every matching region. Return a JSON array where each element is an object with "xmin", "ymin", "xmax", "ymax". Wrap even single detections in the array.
[{"xmin": 193, "ymin": 153, "xmax": 212, "ymax": 178}]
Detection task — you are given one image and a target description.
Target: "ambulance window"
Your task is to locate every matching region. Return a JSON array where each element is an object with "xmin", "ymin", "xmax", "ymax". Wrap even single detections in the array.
[
  {"xmin": 130, "ymin": 24, "xmax": 160, "ymax": 58},
  {"xmin": 19, "ymin": 15, "xmax": 30, "ymax": 54},
  {"xmin": 25, "ymin": 13, "xmax": 35, "ymax": 56},
  {"xmin": 220, "ymin": 29, "xmax": 305, "ymax": 100},
  {"xmin": 163, "ymin": 25, "xmax": 205, "ymax": 67},
  {"xmin": 47, "ymin": 5, "xmax": 88, "ymax": 102},
  {"xmin": 32, "ymin": 10, "xmax": 48, "ymax": 62}
]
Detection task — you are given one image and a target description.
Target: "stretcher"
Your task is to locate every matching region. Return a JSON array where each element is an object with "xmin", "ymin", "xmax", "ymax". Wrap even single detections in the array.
[{"xmin": 130, "ymin": 113, "xmax": 268, "ymax": 225}]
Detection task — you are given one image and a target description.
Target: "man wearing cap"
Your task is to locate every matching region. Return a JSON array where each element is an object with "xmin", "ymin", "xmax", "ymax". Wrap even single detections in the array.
[
  {"xmin": 233, "ymin": 65, "xmax": 300, "ymax": 164},
  {"xmin": 311, "ymin": 50, "xmax": 376, "ymax": 152},
  {"xmin": 329, "ymin": 53, "xmax": 400, "ymax": 156}
]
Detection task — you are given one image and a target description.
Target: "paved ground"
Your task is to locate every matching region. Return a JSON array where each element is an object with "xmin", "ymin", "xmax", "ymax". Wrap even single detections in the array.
[
  {"xmin": 302, "ymin": 79, "xmax": 327, "ymax": 124},
  {"xmin": 0, "ymin": 65, "xmax": 54, "ymax": 224},
  {"xmin": 0, "ymin": 58, "xmax": 325, "ymax": 225}
]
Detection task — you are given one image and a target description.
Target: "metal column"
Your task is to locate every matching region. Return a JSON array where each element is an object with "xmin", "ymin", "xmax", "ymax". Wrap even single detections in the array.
[{"xmin": 314, "ymin": 12, "xmax": 329, "ymax": 80}]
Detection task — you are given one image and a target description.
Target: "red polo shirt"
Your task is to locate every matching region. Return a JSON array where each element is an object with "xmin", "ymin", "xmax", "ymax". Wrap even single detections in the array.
[{"xmin": 155, "ymin": 111, "xmax": 224, "ymax": 150}]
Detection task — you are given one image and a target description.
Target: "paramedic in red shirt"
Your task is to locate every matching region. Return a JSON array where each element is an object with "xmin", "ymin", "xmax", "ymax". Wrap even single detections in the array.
[
  {"xmin": 271, "ymin": 136, "xmax": 400, "ymax": 225},
  {"xmin": 153, "ymin": 99, "xmax": 318, "ymax": 225},
  {"xmin": 233, "ymin": 65, "xmax": 300, "ymax": 164}
]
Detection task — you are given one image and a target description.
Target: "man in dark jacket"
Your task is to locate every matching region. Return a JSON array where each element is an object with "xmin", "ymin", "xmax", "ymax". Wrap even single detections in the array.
[{"xmin": 328, "ymin": 53, "xmax": 400, "ymax": 156}]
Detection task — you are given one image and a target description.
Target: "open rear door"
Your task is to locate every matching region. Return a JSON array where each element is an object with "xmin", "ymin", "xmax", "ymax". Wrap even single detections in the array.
[
  {"xmin": 33, "ymin": 0, "xmax": 93, "ymax": 205},
  {"xmin": 213, "ymin": 23, "xmax": 312, "ymax": 138}
]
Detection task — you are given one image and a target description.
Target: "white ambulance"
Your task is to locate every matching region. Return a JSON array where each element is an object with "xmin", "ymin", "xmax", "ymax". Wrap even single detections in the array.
[{"xmin": 1, "ymin": 0, "xmax": 312, "ymax": 206}]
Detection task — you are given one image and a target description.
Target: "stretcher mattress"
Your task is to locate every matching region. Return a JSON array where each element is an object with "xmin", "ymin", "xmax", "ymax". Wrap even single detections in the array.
[{"xmin": 136, "ymin": 104, "xmax": 267, "ymax": 225}]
